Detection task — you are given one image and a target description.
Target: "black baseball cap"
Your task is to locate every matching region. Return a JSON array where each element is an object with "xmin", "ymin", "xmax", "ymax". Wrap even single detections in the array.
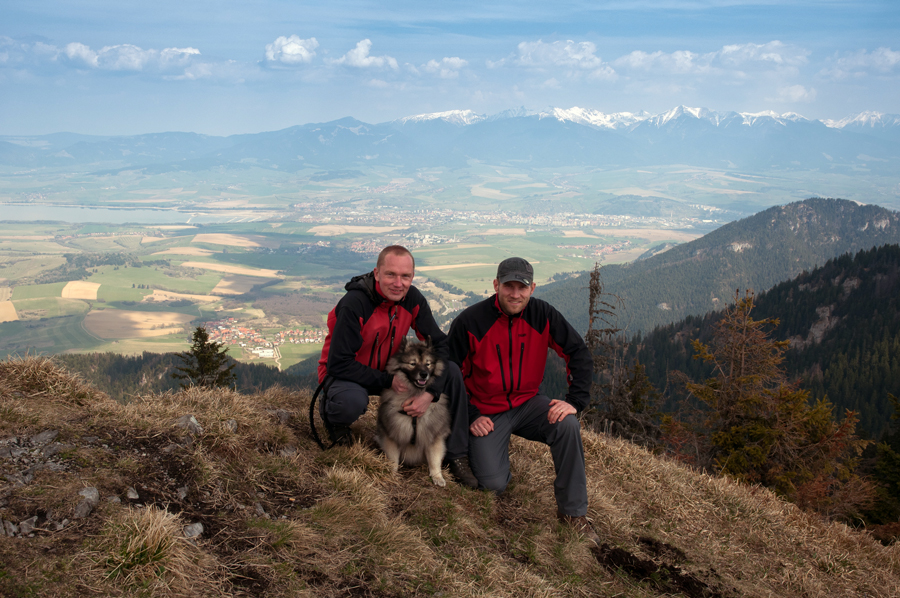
[{"xmin": 497, "ymin": 257, "xmax": 534, "ymax": 285}]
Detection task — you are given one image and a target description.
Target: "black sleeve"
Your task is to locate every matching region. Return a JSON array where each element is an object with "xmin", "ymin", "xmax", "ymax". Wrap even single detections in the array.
[
  {"xmin": 326, "ymin": 292, "xmax": 393, "ymax": 392},
  {"xmin": 448, "ymin": 308, "xmax": 482, "ymax": 421},
  {"xmin": 408, "ymin": 287, "xmax": 451, "ymax": 397},
  {"xmin": 545, "ymin": 302, "xmax": 594, "ymax": 412}
]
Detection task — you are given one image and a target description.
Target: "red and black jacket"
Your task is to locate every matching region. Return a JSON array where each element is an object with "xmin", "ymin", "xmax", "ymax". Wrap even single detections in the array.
[
  {"xmin": 448, "ymin": 295, "xmax": 592, "ymax": 417},
  {"xmin": 317, "ymin": 271, "xmax": 449, "ymax": 396}
]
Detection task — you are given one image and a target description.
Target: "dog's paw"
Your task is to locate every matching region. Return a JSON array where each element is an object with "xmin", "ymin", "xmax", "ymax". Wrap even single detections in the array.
[{"xmin": 431, "ymin": 474, "xmax": 446, "ymax": 487}]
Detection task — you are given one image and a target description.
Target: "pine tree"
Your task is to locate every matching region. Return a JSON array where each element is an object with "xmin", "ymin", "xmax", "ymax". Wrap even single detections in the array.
[
  {"xmin": 670, "ymin": 290, "xmax": 873, "ymax": 520},
  {"xmin": 172, "ymin": 326, "xmax": 236, "ymax": 389},
  {"xmin": 584, "ymin": 263, "xmax": 663, "ymax": 450}
]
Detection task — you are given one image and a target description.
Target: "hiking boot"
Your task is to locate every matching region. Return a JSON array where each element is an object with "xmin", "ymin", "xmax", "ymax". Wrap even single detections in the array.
[
  {"xmin": 446, "ymin": 457, "xmax": 479, "ymax": 489},
  {"xmin": 558, "ymin": 512, "xmax": 601, "ymax": 545},
  {"xmin": 325, "ymin": 422, "xmax": 353, "ymax": 447}
]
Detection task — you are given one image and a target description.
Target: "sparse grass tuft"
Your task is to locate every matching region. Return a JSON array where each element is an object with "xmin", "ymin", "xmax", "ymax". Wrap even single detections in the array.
[{"xmin": 89, "ymin": 505, "xmax": 225, "ymax": 597}]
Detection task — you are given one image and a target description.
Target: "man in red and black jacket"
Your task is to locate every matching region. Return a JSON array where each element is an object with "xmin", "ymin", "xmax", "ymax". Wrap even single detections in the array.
[
  {"xmin": 448, "ymin": 257, "xmax": 599, "ymax": 543},
  {"xmin": 317, "ymin": 245, "xmax": 477, "ymax": 488}
]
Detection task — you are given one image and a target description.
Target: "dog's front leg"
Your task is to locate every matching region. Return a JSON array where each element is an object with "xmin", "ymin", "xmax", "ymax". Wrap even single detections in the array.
[
  {"xmin": 380, "ymin": 436, "xmax": 402, "ymax": 474},
  {"xmin": 425, "ymin": 441, "xmax": 447, "ymax": 487}
]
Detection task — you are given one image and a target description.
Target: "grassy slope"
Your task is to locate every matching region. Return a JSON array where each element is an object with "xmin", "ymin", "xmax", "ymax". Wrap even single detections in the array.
[{"xmin": 0, "ymin": 356, "xmax": 897, "ymax": 598}]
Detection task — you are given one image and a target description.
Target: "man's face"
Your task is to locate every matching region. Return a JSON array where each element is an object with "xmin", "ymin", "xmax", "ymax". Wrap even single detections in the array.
[
  {"xmin": 374, "ymin": 253, "xmax": 414, "ymax": 302},
  {"xmin": 493, "ymin": 279, "xmax": 536, "ymax": 316}
]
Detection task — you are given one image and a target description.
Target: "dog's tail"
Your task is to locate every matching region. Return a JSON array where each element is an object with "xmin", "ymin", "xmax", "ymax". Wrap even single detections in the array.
[{"xmin": 308, "ymin": 377, "xmax": 334, "ymax": 450}]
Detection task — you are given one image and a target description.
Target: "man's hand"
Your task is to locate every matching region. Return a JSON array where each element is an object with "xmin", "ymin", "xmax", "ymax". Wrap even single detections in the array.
[
  {"xmin": 392, "ymin": 375, "xmax": 409, "ymax": 394},
  {"xmin": 547, "ymin": 399, "xmax": 576, "ymax": 424},
  {"xmin": 470, "ymin": 415, "xmax": 494, "ymax": 437},
  {"xmin": 402, "ymin": 391, "xmax": 433, "ymax": 418}
]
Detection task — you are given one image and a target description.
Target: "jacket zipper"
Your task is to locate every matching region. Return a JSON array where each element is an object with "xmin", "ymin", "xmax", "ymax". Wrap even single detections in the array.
[
  {"xmin": 505, "ymin": 318, "xmax": 515, "ymax": 408},
  {"xmin": 387, "ymin": 307, "xmax": 396, "ymax": 368},
  {"xmin": 517, "ymin": 342, "xmax": 525, "ymax": 390},
  {"xmin": 495, "ymin": 345, "xmax": 506, "ymax": 391},
  {"xmin": 368, "ymin": 332, "xmax": 380, "ymax": 368}
]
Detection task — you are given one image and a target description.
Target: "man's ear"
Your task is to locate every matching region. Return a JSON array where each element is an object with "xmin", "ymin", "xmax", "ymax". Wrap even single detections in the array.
[{"xmin": 493, "ymin": 279, "xmax": 500, "ymax": 293}]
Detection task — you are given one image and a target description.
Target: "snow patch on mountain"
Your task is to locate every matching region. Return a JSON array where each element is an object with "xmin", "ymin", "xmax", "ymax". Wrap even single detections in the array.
[
  {"xmin": 824, "ymin": 111, "xmax": 900, "ymax": 129},
  {"xmin": 394, "ymin": 110, "xmax": 486, "ymax": 126}
]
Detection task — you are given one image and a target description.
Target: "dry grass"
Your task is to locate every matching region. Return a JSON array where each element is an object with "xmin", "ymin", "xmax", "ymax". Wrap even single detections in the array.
[
  {"xmin": 88, "ymin": 506, "xmax": 225, "ymax": 596},
  {"xmin": 1, "ymin": 355, "xmax": 898, "ymax": 597}
]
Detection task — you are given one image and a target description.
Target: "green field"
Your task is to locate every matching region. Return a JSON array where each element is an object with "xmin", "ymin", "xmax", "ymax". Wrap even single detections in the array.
[
  {"xmin": 0, "ymin": 316, "xmax": 104, "ymax": 355},
  {"xmin": 11, "ymin": 282, "xmax": 67, "ymax": 300},
  {"xmin": 274, "ymin": 342, "xmax": 322, "ymax": 369},
  {"xmin": 13, "ymin": 297, "xmax": 91, "ymax": 318}
]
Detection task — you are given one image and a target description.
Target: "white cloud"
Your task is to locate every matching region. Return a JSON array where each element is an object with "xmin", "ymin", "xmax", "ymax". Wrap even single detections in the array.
[
  {"xmin": 265, "ymin": 35, "xmax": 318, "ymax": 65},
  {"xmin": 717, "ymin": 41, "xmax": 808, "ymax": 68},
  {"xmin": 614, "ymin": 49, "xmax": 708, "ymax": 74},
  {"xmin": 613, "ymin": 42, "xmax": 808, "ymax": 76},
  {"xmin": 821, "ymin": 47, "xmax": 900, "ymax": 79},
  {"xmin": 329, "ymin": 39, "xmax": 398, "ymax": 69},
  {"xmin": 423, "ymin": 57, "xmax": 468, "ymax": 78},
  {"xmin": 775, "ymin": 84, "xmax": 817, "ymax": 103},
  {"xmin": 63, "ymin": 42, "xmax": 200, "ymax": 72},
  {"xmin": 515, "ymin": 40, "xmax": 604, "ymax": 69},
  {"xmin": 65, "ymin": 42, "xmax": 98, "ymax": 67}
]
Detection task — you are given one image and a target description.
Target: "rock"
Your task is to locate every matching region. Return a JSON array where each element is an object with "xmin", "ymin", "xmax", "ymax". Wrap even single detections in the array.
[
  {"xmin": 177, "ymin": 486, "xmax": 189, "ymax": 501},
  {"xmin": 174, "ymin": 415, "xmax": 203, "ymax": 435},
  {"xmin": 42, "ymin": 443, "xmax": 75, "ymax": 457},
  {"xmin": 82, "ymin": 436, "xmax": 99, "ymax": 444},
  {"xmin": 279, "ymin": 445, "xmax": 297, "ymax": 457},
  {"xmin": 31, "ymin": 430, "xmax": 59, "ymax": 445},
  {"xmin": 267, "ymin": 409, "xmax": 290, "ymax": 425},
  {"xmin": 182, "ymin": 522, "xmax": 203, "ymax": 538},
  {"xmin": 2, "ymin": 520, "xmax": 17, "ymax": 536},
  {"xmin": 79, "ymin": 487, "xmax": 100, "ymax": 507},
  {"xmin": 19, "ymin": 516, "xmax": 38, "ymax": 535},
  {"xmin": 224, "ymin": 419, "xmax": 238, "ymax": 433},
  {"xmin": 254, "ymin": 502, "xmax": 267, "ymax": 517},
  {"xmin": 126, "ymin": 487, "xmax": 140, "ymax": 500},
  {"xmin": 4, "ymin": 473, "xmax": 25, "ymax": 486},
  {"xmin": 74, "ymin": 487, "xmax": 100, "ymax": 519},
  {"xmin": 73, "ymin": 500, "xmax": 93, "ymax": 519},
  {"xmin": 107, "ymin": 496, "xmax": 121, "ymax": 503},
  {"xmin": 161, "ymin": 443, "xmax": 181, "ymax": 454}
]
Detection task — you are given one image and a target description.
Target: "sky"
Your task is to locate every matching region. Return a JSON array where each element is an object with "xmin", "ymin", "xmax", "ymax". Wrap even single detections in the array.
[{"xmin": 1, "ymin": 0, "xmax": 898, "ymax": 136}]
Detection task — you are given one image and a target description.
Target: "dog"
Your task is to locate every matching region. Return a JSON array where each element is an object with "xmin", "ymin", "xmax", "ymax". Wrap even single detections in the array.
[{"xmin": 376, "ymin": 337, "xmax": 451, "ymax": 487}]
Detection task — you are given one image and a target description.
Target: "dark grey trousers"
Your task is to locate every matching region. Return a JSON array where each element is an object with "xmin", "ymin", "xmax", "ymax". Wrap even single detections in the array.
[
  {"xmin": 321, "ymin": 361, "xmax": 470, "ymax": 461},
  {"xmin": 468, "ymin": 394, "xmax": 588, "ymax": 517}
]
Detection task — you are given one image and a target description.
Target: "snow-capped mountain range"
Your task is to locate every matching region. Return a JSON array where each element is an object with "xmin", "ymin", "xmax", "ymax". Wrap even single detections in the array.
[
  {"xmin": 395, "ymin": 105, "xmax": 900, "ymax": 132},
  {"xmin": 1, "ymin": 105, "xmax": 898, "ymax": 174}
]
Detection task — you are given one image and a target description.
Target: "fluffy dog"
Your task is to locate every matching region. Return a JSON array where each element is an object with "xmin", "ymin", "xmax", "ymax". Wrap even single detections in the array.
[{"xmin": 376, "ymin": 338, "xmax": 451, "ymax": 486}]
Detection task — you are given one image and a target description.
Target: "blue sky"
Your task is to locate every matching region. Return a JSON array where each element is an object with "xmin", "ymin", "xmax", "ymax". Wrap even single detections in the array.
[{"xmin": 2, "ymin": 1, "xmax": 898, "ymax": 136}]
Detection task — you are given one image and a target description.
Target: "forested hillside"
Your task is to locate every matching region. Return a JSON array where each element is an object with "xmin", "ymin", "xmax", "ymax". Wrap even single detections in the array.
[
  {"xmin": 630, "ymin": 244, "xmax": 900, "ymax": 440},
  {"xmin": 538, "ymin": 198, "xmax": 900, "ymax": 334},
  {"xmin": 54, "ymin": 352, "xmax": 305, "ymax": 400}
]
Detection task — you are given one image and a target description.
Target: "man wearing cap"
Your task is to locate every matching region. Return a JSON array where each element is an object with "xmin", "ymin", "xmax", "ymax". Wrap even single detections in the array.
[
  {"xmin": 447, "ymin": 257, "xmax": 599, "ymax": 543},
  {"xmin": 316, "ymin": 245, "xmax": 478, "ymax": 488}
]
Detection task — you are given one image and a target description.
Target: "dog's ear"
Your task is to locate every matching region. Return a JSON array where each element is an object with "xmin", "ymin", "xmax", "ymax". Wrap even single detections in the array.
[
  {"xmin": 425, "ymin": 335, "xmax": 433, "ymax": 350},
  {"xmin": 398, "ymin": 336, "xmax": 408, "ymax": 353}
]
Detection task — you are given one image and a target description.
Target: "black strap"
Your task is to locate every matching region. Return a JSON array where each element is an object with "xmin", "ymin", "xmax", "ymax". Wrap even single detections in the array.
[{"xmin": 309, "ymin": 376, "xmax": 336, "ymax": 450}]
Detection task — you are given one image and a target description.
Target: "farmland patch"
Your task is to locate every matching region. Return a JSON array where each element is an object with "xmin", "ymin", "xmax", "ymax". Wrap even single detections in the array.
[
  {"xmin": 83, "ymin": 310, "xmax": 195, "ymax": 339},
  {"xmin": 61, "ymin": 281, "xmax": 101, "ymax": 300}
]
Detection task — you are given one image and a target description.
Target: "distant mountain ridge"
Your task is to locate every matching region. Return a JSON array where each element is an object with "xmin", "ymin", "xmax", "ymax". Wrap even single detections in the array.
[
  {"xmin": 536, "ymin": 198, "xmax": 900, "ymax": 335},
  {"xmin": 1, "ymin": 105, "xmax": 898, "ymax": 175}
]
